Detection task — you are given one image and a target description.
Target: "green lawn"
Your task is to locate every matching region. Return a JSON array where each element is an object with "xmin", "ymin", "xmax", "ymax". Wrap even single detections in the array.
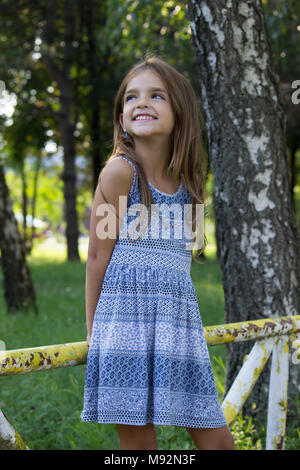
[{"xmin": 0, "ymin": 239, "xmax": 298, "ymax": 450}]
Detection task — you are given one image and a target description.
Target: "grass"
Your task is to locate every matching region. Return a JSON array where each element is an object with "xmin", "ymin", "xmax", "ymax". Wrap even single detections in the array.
[{"xmin": 0, "ymin": 237, "xmax": 299, "ymax": 450}]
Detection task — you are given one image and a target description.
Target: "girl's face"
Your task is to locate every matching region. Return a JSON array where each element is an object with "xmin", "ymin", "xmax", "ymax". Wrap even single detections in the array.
[{"xmin": 120, "ymin": 70, "xmax": 175, "ymax": 141}]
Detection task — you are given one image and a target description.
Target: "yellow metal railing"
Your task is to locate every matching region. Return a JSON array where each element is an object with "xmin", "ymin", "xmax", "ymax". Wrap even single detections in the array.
[{"xmin": 1, "ymin": 315, "xmax": 300, "ymax": 450}]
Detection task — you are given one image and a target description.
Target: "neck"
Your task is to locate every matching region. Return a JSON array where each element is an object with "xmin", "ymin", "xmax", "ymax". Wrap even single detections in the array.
[{"xmin": 133, "ymin": 136, "xmax": 173, "ymax": 181}]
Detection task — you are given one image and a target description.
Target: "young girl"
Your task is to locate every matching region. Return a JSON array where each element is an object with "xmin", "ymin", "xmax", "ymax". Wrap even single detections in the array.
[{"xmin": 80, "ymin": 54, "xmax": 234, "ymax": 451}]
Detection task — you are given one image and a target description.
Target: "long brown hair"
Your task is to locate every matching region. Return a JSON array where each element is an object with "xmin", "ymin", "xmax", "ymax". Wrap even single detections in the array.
[{"xmin": 100, "ymin": 52, "xmax": 208, "ymax": 263}]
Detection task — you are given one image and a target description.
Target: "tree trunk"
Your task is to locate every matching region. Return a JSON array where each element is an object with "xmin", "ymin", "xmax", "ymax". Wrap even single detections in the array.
[
  {"xmin": 59, "ymin": 0, "xmax": 80, "ymax": 262},
  {"xmin": 59, "ymin": 83, "xmax": 80, "ymax": 262},
  {"xmin": 42, "ymin": 0, "xmax": 80, "ymax": 262},
  {"xmin": 84, "ymin": 0, "xmax": 110, "ymax": 192},
  {"xmin": 0, "ymin": 158, "xmax": 38, "ymax": 314},
  {"xmin": 289, "ymin": 141, "xmax": 297, "ymax": 213},
  {"xmin": 187, "ymin": 0, "xmax": 300, "ymax": 416},
  {"xmin": 28, "ymin": 152, "xmax": 42, "ymax": 255},
  {"xmin": 20, "ymin": 160, "xmax": 29, "ymax": 253}
]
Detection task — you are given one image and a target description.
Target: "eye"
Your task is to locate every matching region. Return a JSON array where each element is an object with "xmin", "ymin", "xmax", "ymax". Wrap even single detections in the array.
[{"xmin": 125, "ymin": 93, "xmax": 164, "ymax": 102}]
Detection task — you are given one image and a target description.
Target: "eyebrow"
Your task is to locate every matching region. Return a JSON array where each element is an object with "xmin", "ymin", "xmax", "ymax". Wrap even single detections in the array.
[{"xmin": 124, "ymin": 87, "xmax": 167, "ymax": 96}]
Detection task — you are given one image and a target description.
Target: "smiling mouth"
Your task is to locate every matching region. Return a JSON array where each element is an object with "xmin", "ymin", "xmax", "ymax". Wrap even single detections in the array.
[{"xmin": 133, "ymin": 116, "xmax": 158, "ymax": 121}]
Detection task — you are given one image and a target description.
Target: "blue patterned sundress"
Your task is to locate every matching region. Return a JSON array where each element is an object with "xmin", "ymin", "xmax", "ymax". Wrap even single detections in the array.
[{"xmin": 80, "ymin": 155, "xmax": 227, "ymax": 429}]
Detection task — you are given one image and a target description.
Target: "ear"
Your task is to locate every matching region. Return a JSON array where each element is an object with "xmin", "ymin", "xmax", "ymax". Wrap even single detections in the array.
[{"xmin": 119, "ymin": 113, "xmax": 124, "ymax": 131}]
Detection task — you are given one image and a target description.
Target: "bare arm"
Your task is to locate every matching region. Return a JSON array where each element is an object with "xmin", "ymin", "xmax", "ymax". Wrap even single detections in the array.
[{"xmin": 85, "ymin": 157, "xmax": 133, "ymax": 344}]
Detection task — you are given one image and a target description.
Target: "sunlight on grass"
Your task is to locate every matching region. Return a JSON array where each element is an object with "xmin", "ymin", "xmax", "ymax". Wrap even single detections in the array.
[{"xmin": 29, "ymin": 236, "xmax": 89, "ymax": 263}]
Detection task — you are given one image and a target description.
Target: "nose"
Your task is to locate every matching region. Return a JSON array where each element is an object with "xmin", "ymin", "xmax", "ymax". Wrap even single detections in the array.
[{"xmin": 135, "ymin": 93, "xmax": 150, "ymax": 108}]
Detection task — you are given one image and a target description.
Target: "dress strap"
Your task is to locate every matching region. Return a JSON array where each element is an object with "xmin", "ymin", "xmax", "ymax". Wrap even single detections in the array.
[
  {"xmin": 114, "ymin": 155, "xmax": 138, "ymax": 203},
  {"xmin": 115, "ymin": 154, "xmax": 134, "ymax": 170}
]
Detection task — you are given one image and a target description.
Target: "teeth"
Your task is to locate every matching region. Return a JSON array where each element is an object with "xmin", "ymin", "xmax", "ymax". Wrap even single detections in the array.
[{"xmin": 135, "ymin": 115, "xmax": 155, "ymax": 120}]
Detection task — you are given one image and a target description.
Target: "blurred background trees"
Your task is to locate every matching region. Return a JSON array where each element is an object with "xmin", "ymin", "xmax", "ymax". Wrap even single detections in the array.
[{"xmin": 0, "ymin": 0, "xmax": 298, "ymax": 263}]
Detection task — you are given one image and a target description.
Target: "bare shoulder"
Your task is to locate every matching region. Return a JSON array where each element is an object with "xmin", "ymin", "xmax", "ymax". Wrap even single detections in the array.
[
  {"xmin": 87, "ymin": 156, "xmax": 134, "ymax": 259},
  {"xmin": 98, "ymin": 155, "xmax": 134, "ymax": 195}
]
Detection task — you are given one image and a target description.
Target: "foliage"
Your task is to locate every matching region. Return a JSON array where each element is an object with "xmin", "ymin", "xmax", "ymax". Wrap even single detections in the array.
[
  {"xmin": 229, "ymin": 414, "xmax": 263, "ymax": 450},
  {"xmin": 5, "ymin": 157, "xmax": 92, "ymax": 243},
  {"xmin": 284, "ymin": 392, "xmax": 300, "ymax": 450},
  {"xmin": 262, "ymin": 0, "xmax": 300, "ymax": 81}
]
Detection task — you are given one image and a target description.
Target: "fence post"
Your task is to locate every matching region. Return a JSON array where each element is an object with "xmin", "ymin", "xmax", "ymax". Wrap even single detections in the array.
[
  {"xmin": 266, "ymin": 335, "xmax": 289, "ymax": 450},
  {"xmin": 0, "ymin": 409, "xmax": 29, "ymax": 450},
  {"xmin": 221, "ymin": 337, "xmax": 275, "ymax": 425}
]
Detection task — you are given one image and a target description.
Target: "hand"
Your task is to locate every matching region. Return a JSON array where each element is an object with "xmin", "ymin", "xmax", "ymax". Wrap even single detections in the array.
[{"xmin": 86, "ymin": 333, "xmax": 91, "ymax": 346}]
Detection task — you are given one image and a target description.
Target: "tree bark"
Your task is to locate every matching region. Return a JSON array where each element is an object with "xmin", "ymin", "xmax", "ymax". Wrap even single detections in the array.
[
  {"xmin": 0, "ymin": 158, "xmax": 38, "ymax": 314},
  {"xmin": 289, "ymin": 143, "xmax": 296, "ymax": 212},
  {"xmin": 187, "ymin": 0, "xmax": 300, "ymax": 415}
]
